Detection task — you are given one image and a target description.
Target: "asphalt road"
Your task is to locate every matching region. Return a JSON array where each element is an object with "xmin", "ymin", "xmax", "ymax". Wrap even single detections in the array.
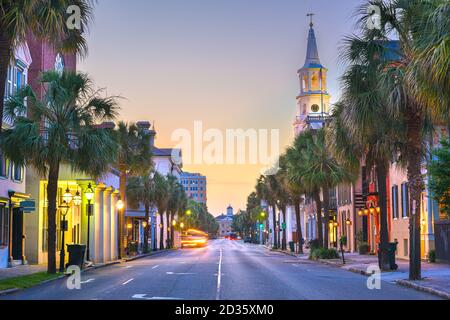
[{"xmin": 1, "ymin": 239, "xmax": 439, "ymax": 300}]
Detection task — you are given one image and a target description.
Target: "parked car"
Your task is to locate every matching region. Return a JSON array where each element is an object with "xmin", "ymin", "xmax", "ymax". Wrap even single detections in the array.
[{"xmin": 244, "ymin": 236, "xmax": 252, "ymax": 243}]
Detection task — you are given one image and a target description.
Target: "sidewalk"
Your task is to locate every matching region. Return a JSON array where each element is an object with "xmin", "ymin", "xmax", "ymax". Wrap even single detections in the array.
[
  {"xmin": 0, "ymin": 249, "xmax": 174, "ymax": 281},
  {"xmin": 270, "ymin": 246, "xmax": 450, "ymax": 299}
]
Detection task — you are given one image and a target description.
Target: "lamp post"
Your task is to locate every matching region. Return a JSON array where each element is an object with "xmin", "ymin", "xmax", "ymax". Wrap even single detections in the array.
[
  {"xmin": 59, "ymin": 196, "xmax": 71, "ymax": 273},
  {"xmin": 84, "ymin": 183, "xmax": 94, "ymax": 261}
]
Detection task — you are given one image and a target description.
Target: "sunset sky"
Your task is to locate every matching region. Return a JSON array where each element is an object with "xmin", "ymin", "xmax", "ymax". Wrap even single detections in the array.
[{"xmin": 78, "ymin": 0, "xmax": 364, "ymax": 215}]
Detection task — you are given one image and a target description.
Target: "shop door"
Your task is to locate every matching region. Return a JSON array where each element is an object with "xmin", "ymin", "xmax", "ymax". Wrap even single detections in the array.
[{"xmin": 12, "ymin": 208, "xmax": 24, "ymax": 260}]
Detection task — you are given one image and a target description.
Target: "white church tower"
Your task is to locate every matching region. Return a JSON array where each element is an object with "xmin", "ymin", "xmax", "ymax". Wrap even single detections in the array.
[{"xmin": 294, "ymin": 14, "xmax": 331, "ymax": 135}]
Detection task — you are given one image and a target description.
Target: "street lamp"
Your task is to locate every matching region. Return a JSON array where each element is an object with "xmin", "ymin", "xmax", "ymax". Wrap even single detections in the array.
[
  {"xmin": 172, "ymin": 220, "xmax": 177, "ymax": 227},
  {"xmin": 59, "ymin": 200, "xmax": 71, "ymax": 273},
  {"xmin": 73, "ymin": 190, "xmax": 82, "ymax": 207},
  {"xmin": 185, "ymin": 209, "xmax": 192, "ymax": 216},
  {"xmin": 117, "ymin": 198, "xmax": 124, "ymax": 210},
  {"xmin": 63, "ymin": 187, "xmax": 73, "ymax": 204},
  {"xmin": 85, "ymin": 183, "xmax": 94, "ymax": 261},
  {"xmin": 180, "ymin": 222, "xmax": 185, "ymax": 229}
]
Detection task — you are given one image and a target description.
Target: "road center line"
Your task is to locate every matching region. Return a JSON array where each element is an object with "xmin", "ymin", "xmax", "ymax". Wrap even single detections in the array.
[
  {"xmin": 122, "ymin": 278, "xmax": 134, "ymax": 285},
  {"xmin": 216, "ymin": 248, "xmax": 223, "ymax": 300},
  {"xmin": 152, "ymin": 265, "xmax": 160, "ymax": 269}
]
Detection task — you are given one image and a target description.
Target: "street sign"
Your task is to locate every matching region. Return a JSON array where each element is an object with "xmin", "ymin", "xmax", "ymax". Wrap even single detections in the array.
[
  {"xmin": 21, "ymin": 200, "xmax": 36, "ymax": 213},
  {"xmin": 282, "ymin": 222, "xmax": 286, "ymax": 230}
]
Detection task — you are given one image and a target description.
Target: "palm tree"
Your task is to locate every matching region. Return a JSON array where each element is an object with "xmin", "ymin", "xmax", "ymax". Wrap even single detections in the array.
[
  {"xmin": 126, "ymin": 174, "xmax": 155, "ymax": 253},
  {"xmin": 274, "ymin": 167, "xmax": 291, "ymax": 251},
  {"xmin": 354, "ymin": 0, "xmax": 449, "ymax": 279},
  {"xmin": 0, "ymin": 0, "xmax": 94, "ymax": 131},
  {"xmin": 0, "ymin": 70, "xmax": 118, "ymax": 273},
  {"xmin": 288, "ymin": 129, "xmax": 354, "ymax": 249},
  {"xmin": 153, "ymin": 172, "xmax": 169, "ymax": 250},
  {"xmin": 279, "ymin": 155, "xmax": 304, "ymax": 254},
  {"xmin": 256, "ymin": 175, "xmax": 278, "ymax": 249},
  {"xmin": 114, "ymin": 122, "xmax": 152, "ymax": 257},
  {"xmin": 332, "ymin": 32, "xmax": 404, "ymax": 270},
  {"xmin": 166, "ymin": 175, "xmax": 185, "ymax": 248}
]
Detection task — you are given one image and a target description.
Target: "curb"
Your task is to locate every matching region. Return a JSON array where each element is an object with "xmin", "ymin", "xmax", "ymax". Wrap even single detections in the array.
[
  {"xmin": 396, "ymin": 279, "xmax": 450, "ymax": 300},
  {"xmin": 0, "ymin": 288, "xmax": 21, "ymax": 296}
]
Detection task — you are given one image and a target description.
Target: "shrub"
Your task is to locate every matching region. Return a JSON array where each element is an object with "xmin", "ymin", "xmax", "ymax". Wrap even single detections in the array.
[
  {"xmin": 428, "ymin": 250, "xmax": 436, "ymax": 263},
  {"xmin": 310, "ymin": 247, "xmax": 340, "ymax": 260},
  {"xmin": 308, "ymin": 239, "xmax": 320, "ymax": 250},
  {"xmin": 358, "ymin": 242, "xmax": 369, "ymax": 255}
]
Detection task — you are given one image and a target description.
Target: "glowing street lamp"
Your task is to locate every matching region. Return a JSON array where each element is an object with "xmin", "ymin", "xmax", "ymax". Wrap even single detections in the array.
[
  {"xmin": 63, "ymin": 187, "xmax": 73, "ymax": 204},
  {"xmin": 117, "ymin": 198, "xmax": 124, "ymax": 210},
  {"xmin": 84, "ymin": 183, "xmax": 95, "ymax": 261},
  {"xmin": 58, "ymin": 200, "xmax": 70, "ymax": 273},
  {"xmin": 172, "ymin": 220, "xmax": 177, "ymax": 227},
  {"xmin": 73, "ymin": 190, "xmax": 82, "ymax": 207},
  {"xmin": 185, "ymin": 209, "xmax": 192, "ymax": 216},
  {"xmin": 180, "ymin": 222, "xmax": 185, "ymax": 229}
]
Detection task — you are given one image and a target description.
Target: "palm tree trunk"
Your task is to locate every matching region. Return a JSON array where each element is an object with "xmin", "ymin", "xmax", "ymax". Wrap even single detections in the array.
[
  {"xmin": 322, "ymin": 187, "xmax": 330, "ymax": 249},
  {"xmin": 376, "ymin": 162, "xmax": 390, "ymax": 271},
  {"xmin": 118, "ymin": 166, "xmax": 127, "ymax": 258},
  {"xmin": 293, "ymin": 198, "xmax": 304, "ymax": 254},
  {"xmin": 166, "ymin": 212, "xmax": 171, "ymax": 248},
  {"xmin": 406, "ymin": 110, "xmax": 424, "ymax": 280},
  {"xmin": 271, "ymin": 205, "xmax": 278, "ymax": 249},
  {"xmin": 281, "ymin": 206, "xmax": 287, "ymax": 251},
  {"xmin": 0, "ymin": 30, "xmax": 12, "ymax": 133},
  {"xmin": 159, "ymin": 212, "xmax": 165, "ymax": 250},
  {"xmin": 46, "ymin": 162, "xmax": 60, "ymax": 274},
  {"xmin": 313, "ymin": 192, "xmax": 323, "ymax": 248},
  {"xmin": 170, "ymin": 212, "xmax": 175, "ymax": 248},
  {"xmin": 143, "ymin": 204, "xmax": 150, "ymax": 253}
]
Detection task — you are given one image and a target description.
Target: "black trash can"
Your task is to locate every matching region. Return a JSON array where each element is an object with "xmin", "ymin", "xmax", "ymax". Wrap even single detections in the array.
[
  {"xmin": 66, "ymin": 244, "xmax": 86, "ymax": 269},
  {"xmin": 378, "ymin": 242, "xmax": 399, "ymax": 271},
  {"xmin": 289, "ymin": 241, "xmax": 295, "ymax": 253},
  {"xmin": 388, "ymin": 242, "xmax": 398, "ymax": 270}
]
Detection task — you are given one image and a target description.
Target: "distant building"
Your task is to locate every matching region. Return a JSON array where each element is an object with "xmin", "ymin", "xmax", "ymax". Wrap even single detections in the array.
[
  {"xmin": 215, "ymin": 205, "xmax": 234, "ymax": 237},
  {"xmin": 180, "ymin": 172, "xmax": 207, "ymax": 205}
]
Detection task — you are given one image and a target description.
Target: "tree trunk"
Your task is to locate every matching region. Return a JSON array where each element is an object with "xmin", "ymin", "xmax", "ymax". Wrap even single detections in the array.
[
  {"xmin": 46, "ymin": 163, "xmax": 60, "ymax": 274},
  {"xmin": 293, "ymin": 197, "xmax": 304, "ymax": 254},
  {"xmin": 322, "ymin": 187, "xmax": 330, "ymax": 249},
  {"xmin": 406, "ymin": 110, "xmax": 424, "ymax": 280},
  {"xmin": 0, "ymin": 30, "xmax": 12, "ymax": 133},
  {"xmin": 313, "ymin": 192, "xmax": 323, "ymax": 248},
  {"xmin": 271, "ymin": 205, "xmax": 278, "ymax": 249},
  {"xmin": 376, "ymin": 162, "xmax": 390, "ymax": 271},
  {"xmin": 159, "ymin": 212, "xmax": 165, "ymax": 250},
  {"xmin": 118, "ymin": 166, "xmax": 127, "ymax": 258},
  {"xmin": 170, "ymin": 212, "xmax": 175, "ymax": 248},
  {"xmin": 281, "ymin": 206, "xmax": 287, "ymax": 251},
  {"xmin": 143, "ymin": 204, "xmax": 150, "ymax": 253},
  {"xmin": 166, "ymin": 212, "xmax": 171, "ymax": 248}
]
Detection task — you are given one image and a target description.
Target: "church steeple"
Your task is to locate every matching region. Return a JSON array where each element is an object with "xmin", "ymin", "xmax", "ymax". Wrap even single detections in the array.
[
  {"xmin": 304, "ymin": 14, "xmax": 322, "ymax": 68},
  {"xmin": 293, "ymin": 14, "xmax": 331, "ymax": 136}
]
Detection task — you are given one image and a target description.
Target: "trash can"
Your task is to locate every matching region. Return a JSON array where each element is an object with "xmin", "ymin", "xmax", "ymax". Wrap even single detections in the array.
[
  {"xmin": 388, "ymin": 242, "xmax": 398, "ymax": 270},
  {"xmin": 289, "ymin": 241, "xmax": 295, "ymax": 253},
  {"xmin": 66, "ymin": 244, "xmax": 86, "ymax": 269},
  {"xmin": 378, "ymin": 242, "xmax": 398, "ymax": 271}
]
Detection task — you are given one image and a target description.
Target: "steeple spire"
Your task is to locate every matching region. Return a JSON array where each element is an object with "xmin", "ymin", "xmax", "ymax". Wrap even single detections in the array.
[{"xmin": 303, "ymin": 13, "xmax": 322, "ymax": 68}]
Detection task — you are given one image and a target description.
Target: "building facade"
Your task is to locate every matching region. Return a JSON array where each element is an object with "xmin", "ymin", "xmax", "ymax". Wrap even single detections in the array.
[
  {"xmin": 0, "ymin": 43, "xmax": 33, "ymax": 268},
  {"xmin": 216, "ymin": 206, "xmax": 234, "ymax": 237},
  {"xmin": 180, "ymin": 172, "xmax": 207, "ymax": 205}
]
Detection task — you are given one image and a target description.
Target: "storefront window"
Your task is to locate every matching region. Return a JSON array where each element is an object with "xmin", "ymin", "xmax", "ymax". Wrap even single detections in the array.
[
  {"xmin": 0, "ymin": 205, "xmax": 9, "ymax": 246},
  {"xmin": 0, "ymin": 151, "xmax": 9, "ymax": 178},
  {"xmin": 12, "ymin": 164, "xmax": 23, "ymax": 181}
]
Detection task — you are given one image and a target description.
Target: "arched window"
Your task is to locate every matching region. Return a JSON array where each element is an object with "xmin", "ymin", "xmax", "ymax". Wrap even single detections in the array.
[{"xmin": 311, "ymin": 73, "xmax": 319, "ymax": 91}]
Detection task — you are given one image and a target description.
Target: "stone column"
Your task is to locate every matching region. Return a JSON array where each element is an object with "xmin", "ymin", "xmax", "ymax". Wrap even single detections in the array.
[
  {"xmin": 94, "ymin": 185, "xmax": 106, "ymax": 263},
  {"xmin": 111, "ymin": 191, "xmax": 119, "ymax": 260},
  {"xmin": 103, "ymin": 188, "xmax": 112, "ymax": 262}
]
